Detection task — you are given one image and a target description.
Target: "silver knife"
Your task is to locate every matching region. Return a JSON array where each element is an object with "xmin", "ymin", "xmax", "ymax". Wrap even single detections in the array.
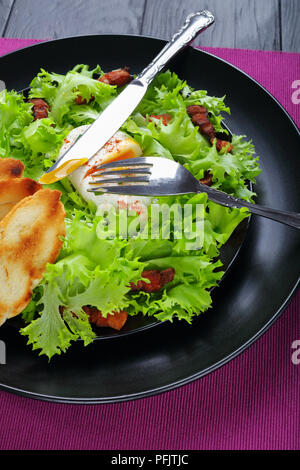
[{"xmin": 40, "ymin": 10, "xmax": 214, "ymax": 184}]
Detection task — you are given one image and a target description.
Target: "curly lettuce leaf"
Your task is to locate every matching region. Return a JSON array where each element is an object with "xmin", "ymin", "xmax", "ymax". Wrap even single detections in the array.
[
  {"xmin": 127, "ymin": 254, "xmax": 223, "ymax": 323},
  {"xmin": 0, "ymin": 89, "xmax": 33, "ymax": 158},
  {"xmin": 29, "ymin": 64, "xmax": 117, "ymax": 126},
  {"xmin": 0, "ymin": 65, "xmax": 261, "ymax": 360},
  {"xmin": 18, "ymin": 118, "xmax": 68, "ymax": 179},
  {"xmin": 20, "ymin": 217, "xmax": 146, "ymax": 359},
  {"xmin": 20, "ymin": 281, "xmax": 79, "ymax": 360},
  {"xmin": 186, "ymin": 136, "xmax": 260, "ymax": 201},
  {"xmin": 0, "ymin": 89, "xmax": 69, "ymax": 179},
  {"xmin": 20, "ymin": 195, "xmax": 247, "ymax": 359},
  {"xmin": 124, "ymin": 76, "xmax": 260, "ymax": 201}
]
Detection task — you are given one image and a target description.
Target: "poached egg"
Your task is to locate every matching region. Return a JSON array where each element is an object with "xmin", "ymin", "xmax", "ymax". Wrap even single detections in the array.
[{"xmin": 58, "ymin": 125, "xmax": 151, "ymax": 216}]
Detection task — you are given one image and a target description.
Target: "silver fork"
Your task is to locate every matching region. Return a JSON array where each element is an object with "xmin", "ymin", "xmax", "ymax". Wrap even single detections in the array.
[{"xmin": 88, "ymin": 157, "xmax": 300, "ymax": 229}]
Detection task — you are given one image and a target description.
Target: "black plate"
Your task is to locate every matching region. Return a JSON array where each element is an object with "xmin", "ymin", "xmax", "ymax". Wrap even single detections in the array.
[
  {"xmin": 0, "ymin": 35, "xmax": 299, "ymax": 403},
  {"xmin": 9, "ymin": 70, "xmax": 246, "ymax": 341},
  {"xmin": 8, "ymin": 216, "xmax": 250, "ymax": 339},
  {"xmin": 7, "ymin": 87, "xmax": 247, "ymax": 340}
]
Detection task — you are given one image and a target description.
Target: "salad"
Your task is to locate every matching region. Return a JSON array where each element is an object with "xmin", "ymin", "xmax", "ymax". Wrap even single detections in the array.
[{"xmin": 0, "ymin": 64, "xmax": 261, "ymax": 359}]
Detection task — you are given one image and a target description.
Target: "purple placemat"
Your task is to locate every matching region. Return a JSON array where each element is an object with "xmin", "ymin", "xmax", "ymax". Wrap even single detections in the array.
[{"xmin": 0, "ymin": 39, "xmax": 299, "ymax": 451}]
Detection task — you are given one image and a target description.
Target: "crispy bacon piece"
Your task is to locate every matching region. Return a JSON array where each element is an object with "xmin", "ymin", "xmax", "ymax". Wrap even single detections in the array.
[
  {"xmin": 160, "ymin": 268, "xmax": 175, "ymax": 285},
  {"xmin": 130, "ymin": 268, "xmax": 175, "ymax": 293},
  {"xmin": 83, "ymin": 307, "xmax": 128, "ymax": 330},
  {"xmin": 149, "ymin": 114, "xmax": 172, "ymax": 126},
  {"xmin": 29, "ymin": 98, "xmax": 49, "ymax": 120},
  {"xmin": 187, "ymin": 104, "xmax": 232, "ymax": 153},
  {"xmin": 75, "ymin": 94, "xmax": 95, "ymax": 105},
  {"xmin": 131, "ymin": 270, "xmax": 162, "ymax": 293},
  {"xmin": 191, "ymin": 112, "xmax": 215, "ymax": 140},
  {"xmin": 98, "ymin": 67, "xmax": 132, "ymax": 87},
  {"xmin": 200, "ymin": 171, "xmax": 213, "ymax": 186},
  {"xmin": 75, "ymin": 95, "xmax": 87, "ymax": 105},
  {"xmin": 186, "ymin": 105, "xmax": 208, "ymax": 116},
  {"xmin": 213, "ymin": 138, "xmax": 233, "ymax": 153}
]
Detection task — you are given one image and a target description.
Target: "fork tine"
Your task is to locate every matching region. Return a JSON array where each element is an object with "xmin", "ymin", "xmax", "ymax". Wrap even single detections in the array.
[
  {"xmin": 97, "ymin": 157, "xmax": 153, "ymax": 170},
  {"xmin": 91, "ymin": 167, "xmax": 152, "ymax": 177},
  {"xmin": 87, "ymin": 185, "xmax": 151, "ymax": 195},
  {"xmin": 89, "ymin": 176, "xmax": 150, "ymax": 185}
]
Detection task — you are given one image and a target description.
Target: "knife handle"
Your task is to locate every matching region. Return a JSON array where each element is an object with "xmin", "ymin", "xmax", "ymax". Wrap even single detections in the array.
[{"xmin": 138, "ymin": 11, "xmax": 214, "ymax": 85}]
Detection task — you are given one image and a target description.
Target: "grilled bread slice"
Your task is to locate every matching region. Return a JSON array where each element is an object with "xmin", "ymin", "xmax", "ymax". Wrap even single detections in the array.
[
  {"xmin": 0, "ymin": 158, "xmax": 41, "ymax": 221},
  {"xmin": 0, "ymin": 158, "xmax": 25, "ymax": 180},
  {"xmin": 0, "ymin": 177, "xmax": 41, "ymax": 221},
  {"xmin": 0, "ymin": 189, "xmax": 66, "ymax": 325}
]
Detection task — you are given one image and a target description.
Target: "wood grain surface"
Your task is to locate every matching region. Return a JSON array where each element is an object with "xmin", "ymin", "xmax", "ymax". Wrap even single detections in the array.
[
  {"xmin": 281, "ymin": 0, "xmax": 300, "ymax": 52},
  {"xmin": 1, "ymin": 0, "xmax": 145, "ymax": 38},
  {"xmin": 0, "ymin": 0, "xmax": 14, "ymax": 35},
  {"xmin": 141, "ymin": 0, "xmax": 281, "ymax": 50}
]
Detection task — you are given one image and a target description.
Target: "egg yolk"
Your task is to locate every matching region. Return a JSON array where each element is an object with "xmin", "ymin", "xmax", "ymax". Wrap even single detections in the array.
[
  {"xmin": 40, "ymin": 135, "xmax": 141, "ymax": 184},
  {"xmin": 39, "ymin": 158, "xmax": 88, "ymax": 184}
]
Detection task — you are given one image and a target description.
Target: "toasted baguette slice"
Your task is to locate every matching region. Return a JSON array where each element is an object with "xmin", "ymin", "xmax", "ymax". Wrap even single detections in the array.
[
  {"xmin": 0, "ymin": 177, "xmax": 41, "ymax": 221},
  {"xmin": 0, "ymin": 158, "xmax": 25, "ymax": 180},
  {"xmin": 0, "ymin": 202, "xmax": 16, "ymax": 220},
  {"xmin": 0, "ymin": 189, "xmax": 66, "ymax": 325}
]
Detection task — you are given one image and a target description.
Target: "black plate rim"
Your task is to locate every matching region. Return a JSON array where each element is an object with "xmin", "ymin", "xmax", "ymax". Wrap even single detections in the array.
[
  {"xmin": 1, "ymin": 278, "xmax": 298, "ymax": 405},
  {"xmin": 0, "ymin": 34, "xmax": 299, "ymax": 404},
  {"xmin": 2, "ymin": 34, "xmax": 254, "ymax": 342},
  {"xmin": 1, "ymin": 33, "xmax": 300, "ymax": 137}
]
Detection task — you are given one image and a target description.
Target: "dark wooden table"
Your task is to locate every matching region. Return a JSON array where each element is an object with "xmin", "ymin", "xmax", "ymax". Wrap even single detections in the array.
[{"xmin": 0, "ymin": 0, "xmax": 299, "ymax": 52}]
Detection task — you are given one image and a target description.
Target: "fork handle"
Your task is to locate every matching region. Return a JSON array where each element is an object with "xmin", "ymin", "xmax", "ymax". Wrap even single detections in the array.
[
  {"xmin": 138, "ymin": 11, "xmax": 214, "ymax": 85},
  {"xmin": 200, "ymin": 186, "xmax": 300, "ymax": 229}
]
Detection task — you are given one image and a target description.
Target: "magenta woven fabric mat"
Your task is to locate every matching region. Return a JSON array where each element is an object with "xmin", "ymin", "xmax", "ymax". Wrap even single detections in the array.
[{"xmin": 0, "ymin": 38, "xmax": 299, "ymax": 451}]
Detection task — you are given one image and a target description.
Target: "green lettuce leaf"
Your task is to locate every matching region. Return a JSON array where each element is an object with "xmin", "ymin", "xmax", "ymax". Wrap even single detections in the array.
[
  {"xmin": 20, "ymin": 217, "xmax": 146, "ymax": 359},
  {"xmin": 29, "ymin": 64, "xmax": 117, "ymax": 126},
  {"xmin": 0, "ymin": 65, "xmax": 261, "ymax": 360},
  {"xmin": 0, "ymin": 89, "xmax": 33, "ymax": 158}
]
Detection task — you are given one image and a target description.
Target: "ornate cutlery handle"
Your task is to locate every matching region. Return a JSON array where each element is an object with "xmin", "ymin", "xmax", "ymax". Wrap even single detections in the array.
[{"xmin": 138, "ymin": 11, "xmax": 214, "ymax": 85}]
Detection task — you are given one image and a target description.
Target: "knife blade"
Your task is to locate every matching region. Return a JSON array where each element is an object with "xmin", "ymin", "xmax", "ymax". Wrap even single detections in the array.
[
  {"xmin": 39, "ymin": 10, "xmax": 214, "ymax": 184},
  {"xmin": 39, "ymin": 81, "xmax": 147, "ymax": 184}
]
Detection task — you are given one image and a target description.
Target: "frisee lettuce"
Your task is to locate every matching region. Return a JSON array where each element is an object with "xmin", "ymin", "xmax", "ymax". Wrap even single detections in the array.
[
  {"xmin": 29, "ymin": 64, "xmax": 117, "ymax": 125},
  {"xmin": 0, "ymin": 65, "xmax": 260, "ymax": 359}
]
